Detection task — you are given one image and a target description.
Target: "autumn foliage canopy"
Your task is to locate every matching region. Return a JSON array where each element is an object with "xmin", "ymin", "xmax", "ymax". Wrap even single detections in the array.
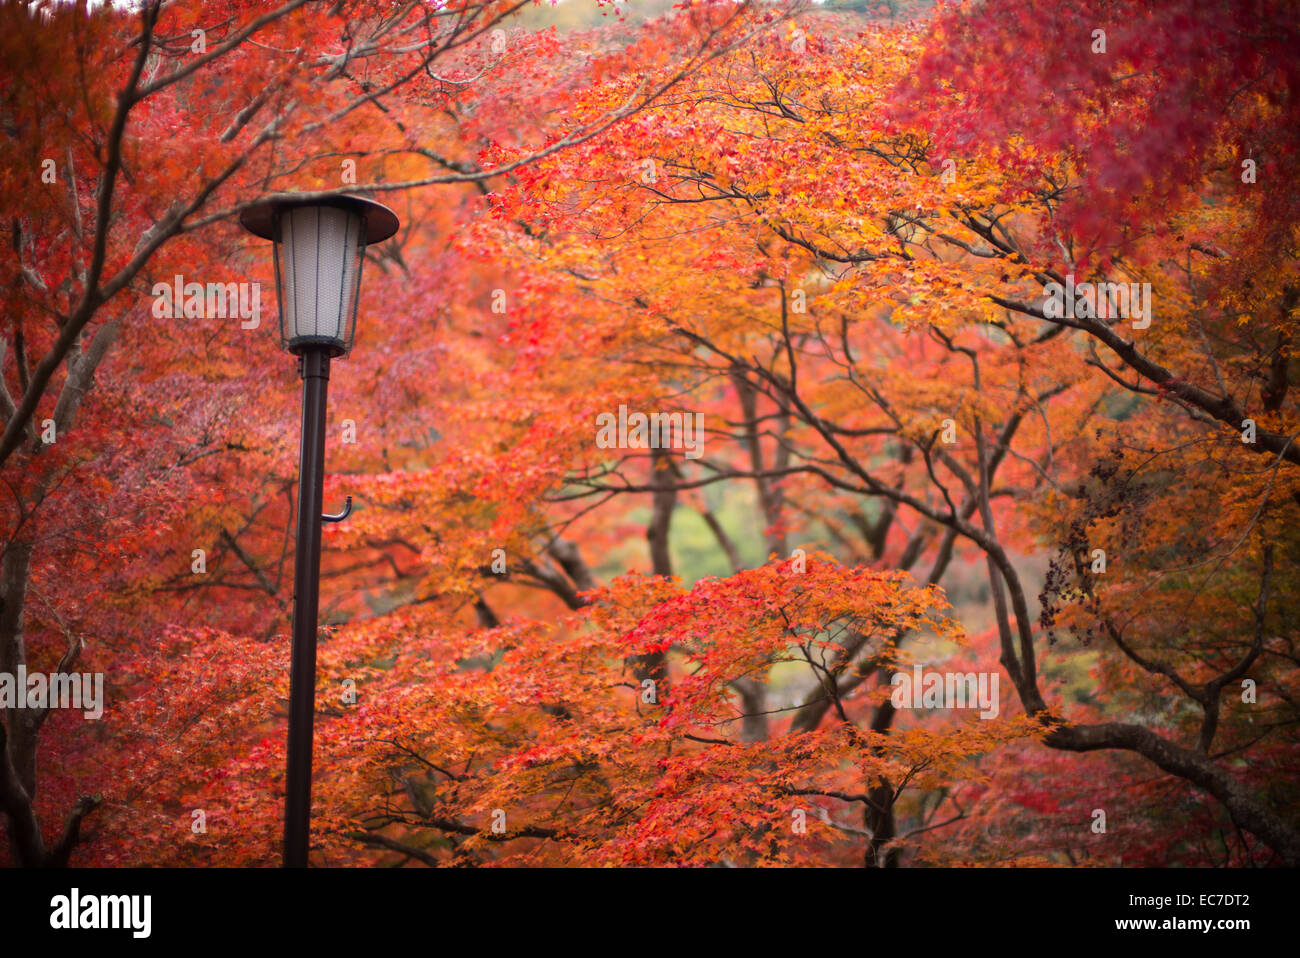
[{"xmin": 1, "ymin": 0, "xmax": 1298, "ymax": 867}]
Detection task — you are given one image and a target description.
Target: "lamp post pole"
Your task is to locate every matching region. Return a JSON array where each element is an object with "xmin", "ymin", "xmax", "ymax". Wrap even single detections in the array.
[
  {"xmin": 284, "ymin": 347, "xmax": 331, "ymax": 868},
  {"xmin": 239, "ymin": 192, "xmax": 399, "ymax": 868}
]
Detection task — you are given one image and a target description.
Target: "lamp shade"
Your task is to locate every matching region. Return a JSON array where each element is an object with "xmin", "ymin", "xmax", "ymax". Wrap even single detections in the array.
[{"xmin": 239, "ymin": 195, "xmax": 400, "ymax": 357}]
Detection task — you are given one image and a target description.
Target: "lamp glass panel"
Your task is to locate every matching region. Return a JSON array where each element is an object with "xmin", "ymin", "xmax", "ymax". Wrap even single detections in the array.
[{"xmin": 277, "ymin": 205, "xmax": 363, "ymax": 349}]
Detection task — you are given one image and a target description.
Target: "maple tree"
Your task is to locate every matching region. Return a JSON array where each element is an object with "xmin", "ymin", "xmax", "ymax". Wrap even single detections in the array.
[
  {"xmin": 2, "ymin": 0, "xmax": 1297, "ymax": 869},
  {"xmin": 0, "ymin": 0, "xmax": 760, "ymax": 866}
]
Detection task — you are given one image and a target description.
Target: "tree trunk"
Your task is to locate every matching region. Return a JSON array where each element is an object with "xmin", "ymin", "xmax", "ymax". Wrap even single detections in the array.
[{"xmin": 1, "ymin": 538, "xmax": 43, "ymax": 865}]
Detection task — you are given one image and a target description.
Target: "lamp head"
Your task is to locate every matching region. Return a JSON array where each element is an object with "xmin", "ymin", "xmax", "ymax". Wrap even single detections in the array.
[{"xmin": 240, "ymin": 194, "xmax": 399, "ymax": 357}]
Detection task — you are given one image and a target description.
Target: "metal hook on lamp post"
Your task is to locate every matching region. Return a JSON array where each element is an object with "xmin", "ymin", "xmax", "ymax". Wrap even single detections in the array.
[{"xmin": 322, "ymin": 496, "xmax": 352, "ymax": 523}]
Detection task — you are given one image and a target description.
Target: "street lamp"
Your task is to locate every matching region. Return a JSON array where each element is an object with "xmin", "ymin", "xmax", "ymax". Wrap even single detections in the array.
[{"xmin": 240, "ymin": 193, "xmax": 400, "ymax": 867}]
